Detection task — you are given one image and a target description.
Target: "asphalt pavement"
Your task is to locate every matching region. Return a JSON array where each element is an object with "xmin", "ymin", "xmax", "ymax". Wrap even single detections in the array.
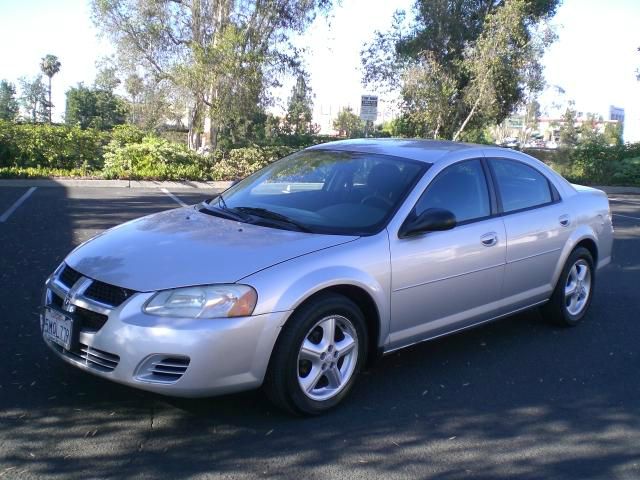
[{"xmin": 0, "ymin": 185, "xmax": 639, "ymax": 479}]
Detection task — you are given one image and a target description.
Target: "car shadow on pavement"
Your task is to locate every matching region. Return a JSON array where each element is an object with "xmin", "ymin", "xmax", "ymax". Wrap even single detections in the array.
[{"xmin": 1, "ymin": 187, "xmax": 639, "ymax": 479}]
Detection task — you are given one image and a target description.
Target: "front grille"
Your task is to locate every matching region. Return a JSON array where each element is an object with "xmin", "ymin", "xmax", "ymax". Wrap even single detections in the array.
[
  {"xmin": 84, "ymin": 280, "xmax": 135, "ymax": 307},
  {"xmin": 51, "ymin": 292, "xmax": 64, "ymax": 309},
  {"xmin": 75, "ymin": 306, "xmax": 108, "ymax": 332},
  {"xmin": 59, "ymin": 265, "xmax": 82, "ymax": 288},
  {"xmin": 49, "ymin": 341, "xmax": 120, "ymax": 373},
  {"xmin": 136, "ymin": 356, "xmax": 190, "ymax": 383},
  {"xmin": 49, "ymin": 292, "xmax": 108, "ymax": 333}
]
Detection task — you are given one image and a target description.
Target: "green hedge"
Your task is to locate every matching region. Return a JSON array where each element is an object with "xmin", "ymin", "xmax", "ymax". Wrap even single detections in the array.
[
  {"xmin": 526, "ymin": 142, "xmax": 640, "ymax": 186},
  {"xmin": 2, "ymin": 120, "xmax": 639, "ymax": 185},
  {"xmin": 0, "ymin": 121, "xmax": 108, "ymax": 170},
  {"xmin": 101, "ymin": 134, "xmax": 298, "ymax": 181}
]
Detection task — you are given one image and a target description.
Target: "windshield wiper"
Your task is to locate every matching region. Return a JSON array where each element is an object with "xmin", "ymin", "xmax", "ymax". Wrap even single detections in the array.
[
  {"xmin": 235, "ymin": 207, "xmax": 312, "ymax": 232},
  {"xmin": 199, "ymin": 197, "xmax": 248, "ymax": 222}
]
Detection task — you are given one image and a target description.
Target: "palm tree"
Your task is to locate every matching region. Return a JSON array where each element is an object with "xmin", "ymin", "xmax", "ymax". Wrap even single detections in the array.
[{"xmin": 40, "ymin": 54, "xmax": 61, "ymax": 123}]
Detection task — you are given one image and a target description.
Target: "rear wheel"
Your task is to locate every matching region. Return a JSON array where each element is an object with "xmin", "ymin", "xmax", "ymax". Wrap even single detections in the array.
[
  {"xmin": 264, "ymin": 292, "xmax": 368, "ymax": 416},
  {"xmin": 542, "ymin": 247, "xmax": 595, "ymax": 326}
]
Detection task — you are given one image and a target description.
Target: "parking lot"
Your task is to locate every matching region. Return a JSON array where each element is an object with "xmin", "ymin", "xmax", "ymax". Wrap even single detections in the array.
[{"xmin": 1, "ymin": 184, "xmax": 639, "ymax": 479}]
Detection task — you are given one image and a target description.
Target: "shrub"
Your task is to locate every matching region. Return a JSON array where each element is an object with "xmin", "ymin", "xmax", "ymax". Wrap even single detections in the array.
[
  {"xmin": 0, "ymin": 120, "xmax": 107, "ymax": 170},
  {"xmin": 0, "ymin": 166, "xmax": 99, "ymax": 178},
  {"xmin": 102, "ymin": 134, "xmax": 207, "ymax": 180},
  {"xmin": 209, "ymin": 146, "xmax": 298, "ymax": 180},
  {"xmin": 611, "ymin": 157, "xmax": 640, "ymax": 186}
]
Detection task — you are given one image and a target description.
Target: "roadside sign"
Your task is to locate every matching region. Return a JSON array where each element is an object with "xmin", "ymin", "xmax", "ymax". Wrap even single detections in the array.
[{"xmin": 360, "ymin": 95, "xmax": 378, "ymax": 122}]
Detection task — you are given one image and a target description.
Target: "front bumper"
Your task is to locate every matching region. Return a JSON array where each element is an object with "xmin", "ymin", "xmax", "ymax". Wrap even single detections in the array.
[{"xmin": 42, "ymin": 284, "xmax": 290, "ymax": 398}]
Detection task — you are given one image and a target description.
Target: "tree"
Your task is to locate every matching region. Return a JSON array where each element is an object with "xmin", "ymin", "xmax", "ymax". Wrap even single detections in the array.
[
  {"xmin": 0, "ymin": 80, "xmax": 19, "ymax": 121},
  {"xmin": 285, "ymin": 74, "xmax": 316, "ymax": 135},
  {"xmin": 124, "ymin": 74, "xmax": 144, "ymax": 124},
  {"xmin": 603, "ymin": 122, "xmax": 623, "ymax": 146},
  {"xmin": 518, "ymin": 99, "xmax": 540, "ymax": 144},
  {"xmin": 95, "ymin": 63, "xmax": 121, "ymax": 92},
  {"xmin": 65, "ymin": 84, "xmax": 127, "ymax": 130},
  {"xmin": 558, "ymin": 104, "xmax": 578, "ymax": 147},
  {"xmin": 91, "ymin": 0, "xmax": 331, "ymax": 150},
  {"xmin": 19, "ymin": 75, "xmax": 48, "ymax": 123},
  {"xmin": 362, "ymin": 0, "xmax": 559, "ymax": 140},
  {"xmin": 579, "ymin": 113, "xmax": 602, "ymax": 143},
  {"xmin": 40, "ymin": 54, "xmax": 61, "ymax": 123},
  {"xmin": 333, "ymin": 107, "xmax": 364, "ymax": 138}
]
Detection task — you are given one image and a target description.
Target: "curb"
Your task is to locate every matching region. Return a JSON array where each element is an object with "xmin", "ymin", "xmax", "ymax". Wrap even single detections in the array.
[
  {"xmin": 593, "ymin": 186, "xmax": 640, "ymax": 195},
  {"xmin": 0, "ymin": 179, "xmax": 234, "ymax": 190}
]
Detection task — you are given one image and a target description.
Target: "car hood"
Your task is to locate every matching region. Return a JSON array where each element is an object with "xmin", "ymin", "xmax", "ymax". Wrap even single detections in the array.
[{"xmin": 65, "ymin": 206, "xmax": 358, "ymax": 292}]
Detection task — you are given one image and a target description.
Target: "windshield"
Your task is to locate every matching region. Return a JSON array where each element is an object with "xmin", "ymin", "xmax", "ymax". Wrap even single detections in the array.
[{"xmin": 207, "ymin": 149, "xmax": 429, "ymax": 235}]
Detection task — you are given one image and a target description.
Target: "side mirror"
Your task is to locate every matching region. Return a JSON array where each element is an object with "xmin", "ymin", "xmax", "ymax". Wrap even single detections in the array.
[{"xmin": 399, "ymin": 208, "xmax": 457, "ymax": 238}]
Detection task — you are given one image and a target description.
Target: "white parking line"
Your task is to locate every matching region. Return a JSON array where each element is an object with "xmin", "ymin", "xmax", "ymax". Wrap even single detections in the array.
[
  {"xmin": 0, "ymin": 187, "xmax": 37, "ymax": 223},
  {"xmin": 160, "ymin": 188, "xmax": 188, "ymax": 207},
  {"xmin": 613, "ymin": 213, "xmax": 640, "ymax": 221}
]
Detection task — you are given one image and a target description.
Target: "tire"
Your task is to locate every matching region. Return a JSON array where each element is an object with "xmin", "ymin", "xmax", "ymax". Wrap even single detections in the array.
[
  {"xmin": 542, "ymin": 247, "xmax": 595, "ymax": 327},
  {"xmin": 263, "ymin": 292, "xmax": 368, "ymax": 416}
]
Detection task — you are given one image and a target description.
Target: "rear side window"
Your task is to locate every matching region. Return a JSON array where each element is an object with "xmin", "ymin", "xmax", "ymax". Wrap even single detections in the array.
[
  {"xmin": 489, "ymin": 159, "xmax": 552, "ymax": 213},
  {"xmin": 414, "ymin": 159, "xmax": 491, "ymax": 223}
]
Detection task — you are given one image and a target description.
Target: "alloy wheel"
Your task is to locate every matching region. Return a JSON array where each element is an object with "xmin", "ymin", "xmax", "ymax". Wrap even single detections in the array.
[
  {"xmin": 297, "ymin": 315, "xmax": 358, "ymax": 401},
  {"xmin": 564, "ymin": 259, "xmax": 592, "ymax": 316}
]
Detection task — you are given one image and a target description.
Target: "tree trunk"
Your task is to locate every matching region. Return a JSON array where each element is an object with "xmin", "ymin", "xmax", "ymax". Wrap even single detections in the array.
[
  {"xmin": 452, "ymin": 96, "xmax": 481, "ymax": 142},
  {"xmin": 48, "ymin": 76, "xmax": 52, "ymax": 123},
  {"xmin": 187, "ymin": 104, "xmax": 201, "ymax": 150}
]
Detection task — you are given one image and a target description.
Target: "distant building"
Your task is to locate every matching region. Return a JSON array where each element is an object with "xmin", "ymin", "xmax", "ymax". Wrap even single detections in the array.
[{"xmin": 609, "ymin": 106, "xmax": 625, "ymax": 124}]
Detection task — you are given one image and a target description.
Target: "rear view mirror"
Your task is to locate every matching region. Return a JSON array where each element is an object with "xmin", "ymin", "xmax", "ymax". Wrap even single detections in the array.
[{"xmin": 399, "ymin": 208, "xmax": 457, "ymax": 238}]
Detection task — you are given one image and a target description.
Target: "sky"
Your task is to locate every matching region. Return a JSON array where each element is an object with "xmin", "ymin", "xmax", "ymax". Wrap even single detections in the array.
[{"xmin": 0, "ymin": 0, "xmax": 638, "ymax": 140}]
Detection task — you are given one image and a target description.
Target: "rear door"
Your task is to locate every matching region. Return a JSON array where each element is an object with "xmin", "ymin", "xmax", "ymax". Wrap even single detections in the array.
[
  {"xmin": 488, "ymin": 157, "xmax": 573, "ymax": 308},
  {"xmin": 388, "ymin": 158, "xmax": 507, "ymax": 349}
]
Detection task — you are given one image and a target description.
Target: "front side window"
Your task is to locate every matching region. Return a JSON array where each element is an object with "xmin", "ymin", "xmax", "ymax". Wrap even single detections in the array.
[
  {"xmin": 206, "ymin": 150, "xmax": 428, "ymax": 235},
  {"xmin": 489, "ymin": 159, "xmax": 552, "ymax": 213},
  {"xmin": 414, "ymin": 159, "xmax": 491, "ymax": 224}
]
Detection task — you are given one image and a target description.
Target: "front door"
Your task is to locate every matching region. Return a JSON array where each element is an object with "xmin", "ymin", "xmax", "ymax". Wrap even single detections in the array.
[{"xmin": 388, "ymin": 159, "xmax": 506, "ymax": 350}]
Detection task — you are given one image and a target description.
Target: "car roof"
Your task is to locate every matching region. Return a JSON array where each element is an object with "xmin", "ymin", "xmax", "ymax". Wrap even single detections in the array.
[{"xmin": 307, "ymin": 138, "xmax": 484, "ymax": 163}]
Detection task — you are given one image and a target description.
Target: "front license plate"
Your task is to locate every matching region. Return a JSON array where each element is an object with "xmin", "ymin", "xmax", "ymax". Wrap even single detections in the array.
[{"xmin": 43, "ymin": 308, "xmax": 73, "ymax": 351}]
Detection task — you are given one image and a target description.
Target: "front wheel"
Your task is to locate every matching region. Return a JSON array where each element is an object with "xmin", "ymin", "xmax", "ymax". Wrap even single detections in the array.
[
  {"xmin": 264, "ymin": 292, "xmax": 368, "ymax": 416},
  {"xmin": 542, "ymin": 247, "xmax": 595, "ymax": 326}
]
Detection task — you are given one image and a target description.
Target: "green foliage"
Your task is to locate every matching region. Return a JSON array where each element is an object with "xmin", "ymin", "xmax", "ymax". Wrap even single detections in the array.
[
  {"xmin": 0, "ymin": 166, "xmax": 97, "ymax": 179},
  {"xmin": 603, "ymin": 122, "xmax": 623, "ymax": 146},
  {"xmin": 527, "ymin": 142, "xmax": 640, "ymax": 186},
  {"xmin": 284, "ymin": 75, "xmax": 316, "ymax": 136},
  {"xmin": 558, "ymin": 105, "xmax": 579, "ymax": 147},
  {"xmin": 92, "ymin": 0, "xmax": 331, "ymax": 150},
  {"xmin": 101, "ymin": 133, "xmax": 298, "ymax": 181},
  {"xmin": 102, "ymin": 135, "xmax": 203, "ymax": 180},
  {"xmin": 0, "ymin": 120, "xmax": 107, "ymax": 169},
  {"xmin": 333, "ymin": 107, "xmax": 364, "ymax": 138},
  {"xmin": 19, "ymin": 75, "xmax": 48, "ymax": 123},
  {"xmin": 40, "ymin": 54, "xmax": 61, "ymax": 79},
  {"xmin": 208, "ymin": 146, "xmax": 298, "ymax": 180},
  {"xmin": 40, "ymin": 54, "xmax": 61, "ymax": 122},
  {"xmin": 65, "ymin": 84, "xmax": 127, "ymax": 130},
  {"xmin": 362, "ymin": 0, "xmax": 559, "ymax": 140},
  {"xmin": 0, "ymin": 80, "xmax": 19, "ymax": 121}
]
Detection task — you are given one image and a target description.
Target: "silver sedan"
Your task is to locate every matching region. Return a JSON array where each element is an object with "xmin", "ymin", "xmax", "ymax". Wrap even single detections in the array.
[{"xmin": 41, "ymin": 139, "xmax": 613, "ymax": 415}]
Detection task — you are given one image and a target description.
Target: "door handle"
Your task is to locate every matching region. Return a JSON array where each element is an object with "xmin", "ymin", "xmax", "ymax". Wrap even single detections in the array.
[
  {"xmin": 559, "ymin": 214, "xmax": 570, "ymax": 227},
  {"xmin": 480, "ymin": 232, "xmax": 498, "ymax": 247}
]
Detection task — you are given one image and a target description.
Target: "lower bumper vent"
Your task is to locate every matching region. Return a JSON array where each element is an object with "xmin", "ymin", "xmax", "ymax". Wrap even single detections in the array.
[
  {"xmin": 136, "ymin": 355, "xmax": 190, "ymax": 384},
  {"xmin": 50, "ymin": 341, "xmax": 120, "ymax": 373}
]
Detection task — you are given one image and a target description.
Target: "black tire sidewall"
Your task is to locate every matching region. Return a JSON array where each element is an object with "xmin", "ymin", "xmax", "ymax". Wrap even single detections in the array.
[{"xmin": 557, "ymin": 247, "xmax": 595, "ymax": 326}]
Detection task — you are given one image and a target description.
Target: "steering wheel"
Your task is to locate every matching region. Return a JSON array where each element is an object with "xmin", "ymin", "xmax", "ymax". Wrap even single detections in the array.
[{"xmin": 360, "ymin": 194, "xmax": 393, "ymax": 209}]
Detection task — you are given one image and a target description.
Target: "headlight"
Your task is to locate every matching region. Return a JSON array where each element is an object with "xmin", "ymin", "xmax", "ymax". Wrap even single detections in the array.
[{"xmin": 143, "ymin": 285, "xmax": 257, "ymax": 319}]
